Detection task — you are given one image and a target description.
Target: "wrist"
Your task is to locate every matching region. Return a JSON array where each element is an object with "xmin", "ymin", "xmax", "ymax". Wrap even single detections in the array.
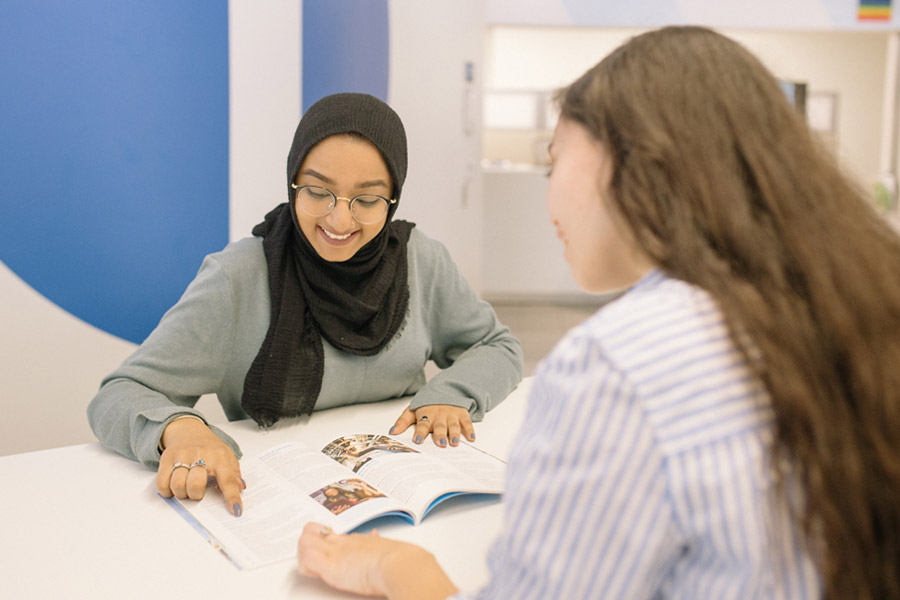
[{"xmin": 159, "ymin": 415, "xmax": 208, "ymax": 452}]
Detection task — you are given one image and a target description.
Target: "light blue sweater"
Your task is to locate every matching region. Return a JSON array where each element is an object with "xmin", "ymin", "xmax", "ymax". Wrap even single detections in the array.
[{"xmin": 88, "ymin": 228, "xmax": 524, "ymax": 467}]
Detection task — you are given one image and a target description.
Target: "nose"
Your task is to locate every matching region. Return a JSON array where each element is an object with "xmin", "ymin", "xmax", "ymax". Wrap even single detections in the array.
[{"xmin": 325, "ymin": 197, "xmax": 356, "ymax": 230}]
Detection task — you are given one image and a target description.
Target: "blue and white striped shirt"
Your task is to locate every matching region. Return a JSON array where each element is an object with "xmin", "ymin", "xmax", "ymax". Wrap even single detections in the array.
[{"xmin": 457, "ymin": 271, "xmax": 821, "ymax": 599}]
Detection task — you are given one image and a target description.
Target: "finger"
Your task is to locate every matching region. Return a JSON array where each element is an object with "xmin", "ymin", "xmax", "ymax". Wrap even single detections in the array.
[
  {"xmin": 215, "ymin": 464, "xmax": 246, "ymax": 517},
  {"xmin": 169, "ymin": 464, "xmax": 190, "ymax": 498},
  {"xmin": 413, "ymin": 418, "xmax": 432, "ymax": 444},
  {"xmin": 460, "ymin": 417, "xmax": 476, "ymax": 442},
  {"xmin": 302, "ymin": 521, "xmax": 329, "ymax": 539},
  {"xmin": 431, "ymin": 420, "xmax": 449, "ymax": 447},
  {"xmin": 389, "ymin": 407, "xmax": 416, "ymax": 436},
  {"xmin": 297, "ymin": 522, "xmax": 331, "ymax": 567},
  {"xmin": 157, "ymin": 455, "xmax": 176, "ymax": 497},
  {"xmin": 186, "ymin": 464, "xmax": 209, "ymax": 500},
  {"xmin": 447, "ymin": 420, "xmax": 462, "ymax": 447}
]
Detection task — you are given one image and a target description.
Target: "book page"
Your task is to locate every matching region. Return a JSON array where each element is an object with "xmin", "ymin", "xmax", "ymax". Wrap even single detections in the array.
[
  {"xmin": 320, "ymin": 434, "xmax": 506, "ymax": 521},
  {"xmin": 173, "ymin": 443, "xmax": 411, "ymax": 569},
  {"xmin": 171, "ymin": 436, "xmax": 506, "ymax": 569},
  {"xmin": 261, "ymin": 443, "xmax": 412, "ymax": 529}
]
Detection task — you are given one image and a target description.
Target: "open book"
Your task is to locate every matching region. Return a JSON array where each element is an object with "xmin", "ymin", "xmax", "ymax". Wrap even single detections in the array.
[{"xmin": 167, "ymin": 433, "xmax": 506, "ymax": 569}]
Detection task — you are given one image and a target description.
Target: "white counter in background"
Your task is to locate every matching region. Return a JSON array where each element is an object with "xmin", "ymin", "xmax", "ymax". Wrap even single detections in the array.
[{"xmin": 482, "ymin": 167, "xmax": 607, "ymax": 305}]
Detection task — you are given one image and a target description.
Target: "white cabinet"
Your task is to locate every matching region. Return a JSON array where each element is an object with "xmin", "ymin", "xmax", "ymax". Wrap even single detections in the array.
[{"xmin": 482, "ymin": 168, "xmax": 596, "ymax": 302}]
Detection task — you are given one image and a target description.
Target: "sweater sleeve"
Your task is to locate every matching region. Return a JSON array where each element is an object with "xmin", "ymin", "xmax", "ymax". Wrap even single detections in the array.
[
  {"xmin": 87, "ymin": 253, "xmax": 242, "ymax": 468},
  {"xmin": 408, "ymin": 233, "xmax": 524, "ymax": 420}
]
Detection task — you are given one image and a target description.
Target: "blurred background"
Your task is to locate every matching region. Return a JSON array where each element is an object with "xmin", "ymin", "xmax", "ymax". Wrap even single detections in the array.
[{"xmin": 3, "ymin": 0, "xmax": 899, "ymax": 455}]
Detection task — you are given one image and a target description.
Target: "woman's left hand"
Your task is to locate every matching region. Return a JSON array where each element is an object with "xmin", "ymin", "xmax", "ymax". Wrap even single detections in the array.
[
  {"xmin": 297, "ymin": 522, "xmax": 457, "ymax": 600},
  {"xmin": 389, "ymin": 404, "xmax": 474, "ymax": 447}
]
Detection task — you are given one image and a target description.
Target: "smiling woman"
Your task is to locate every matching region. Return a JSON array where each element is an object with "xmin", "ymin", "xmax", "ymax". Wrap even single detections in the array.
[
  {"xmin": 87, "ymin": 93, "xmax": 524, "ymax": 520},
  {"xmin": 291, "ymin": 135, "xmax": 395, "ymax": 262}
]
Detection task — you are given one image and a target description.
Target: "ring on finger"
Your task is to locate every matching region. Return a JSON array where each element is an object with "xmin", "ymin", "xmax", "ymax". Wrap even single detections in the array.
[
  {"xmin": 189, "ymin": 458, "xmax": 207, "ymax": 470},
  {"xmin": 171, "ymin": 461, "xmax": 190, "ymax": 474},
  {"xmin": 419, "ymin": 416, "xmax": 429, "ymax": 422}
]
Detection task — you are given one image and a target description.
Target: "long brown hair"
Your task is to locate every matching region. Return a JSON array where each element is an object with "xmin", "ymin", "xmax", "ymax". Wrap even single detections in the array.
[{"xmin": 559, "ymin": 26, "xmax": 900, "ymax": 598}]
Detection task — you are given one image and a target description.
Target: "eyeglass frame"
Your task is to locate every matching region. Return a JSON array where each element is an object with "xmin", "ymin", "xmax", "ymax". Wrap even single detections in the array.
[{"xmin": 290, "ymin": 183, "xmax": 397, "ymax": 224}]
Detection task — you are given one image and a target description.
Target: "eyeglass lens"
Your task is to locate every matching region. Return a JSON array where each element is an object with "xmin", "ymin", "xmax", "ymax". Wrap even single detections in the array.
[{"xmin": 296, "ymin": 186, "xmax": 389, "ymax": 224}]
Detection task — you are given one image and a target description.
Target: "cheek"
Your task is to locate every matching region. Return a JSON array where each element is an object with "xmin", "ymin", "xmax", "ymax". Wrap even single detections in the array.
[
  {"xmin": 546, "ymin": 179, "xmax": 567, "ymax": 222},
  {"xmin": 363, "ymin": 217, "xmax": 388, "ymax": 239},
  {"xmin": 565, "ymin": 201, "xmax": 603, "ymax": 262},
  {"xmin": 293, "ymin": 200, "xmax": 315, "ymax": 231},
  {"xmin": 300, "ymin": 218, "xmax": 319, "ymax": 241}
]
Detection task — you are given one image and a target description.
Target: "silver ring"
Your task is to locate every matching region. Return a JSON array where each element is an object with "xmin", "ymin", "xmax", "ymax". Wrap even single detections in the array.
[
  {"xmin": 319, "ymin": 526, "xmax": 333, "ymax": 537},
  {"xmin": 171, "ymin": 461, "xmax": 189, "ymax": 474},
  {"xmin": 419, "ymin": 416, "xmax": 429, "ymax": 422},
  {"xmin": 189, "ymin": 458, "xmax": 207, "ymax": 469}
]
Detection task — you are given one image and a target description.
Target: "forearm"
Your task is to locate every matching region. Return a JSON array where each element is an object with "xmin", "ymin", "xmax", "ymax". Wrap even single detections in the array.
[
  {"xmin": 414, "ymin": 338, "xmax": 524, "ymax": 420},
  {"xmin": 89, "ymin": 377, "xmax": 241, "ymax": 467},
  {"xmin": 88, "ymin": 377, "xmax": 192, "ymax": 464}
]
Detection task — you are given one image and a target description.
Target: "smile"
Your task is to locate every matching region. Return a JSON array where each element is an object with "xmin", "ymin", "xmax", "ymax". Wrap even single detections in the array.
[
  {"xmin": 322, "ymin": 229, "xmax": 353, "ymax": 240},
  {"xmin": 321, "ymin": 227, "xmax": 354, "ymax": 241}
]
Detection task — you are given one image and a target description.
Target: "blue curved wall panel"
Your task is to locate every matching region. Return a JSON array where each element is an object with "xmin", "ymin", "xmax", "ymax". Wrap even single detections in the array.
[
  {"xmin": 0, "ymin": 1, "xmax": 390, "ymax": 346},
  {"xmin": 0, "ymin": 2, "xmax": 228, "ymax": 344}
]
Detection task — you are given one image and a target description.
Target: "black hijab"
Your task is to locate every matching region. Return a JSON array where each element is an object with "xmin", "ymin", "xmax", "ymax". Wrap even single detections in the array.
[{"xmin": 241, "ymin": 93, "xmax": 415, "ymax": 427}]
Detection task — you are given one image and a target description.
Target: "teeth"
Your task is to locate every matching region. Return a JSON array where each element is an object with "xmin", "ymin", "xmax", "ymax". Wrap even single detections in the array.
[{"xmin": 322, "ymin": 228, "xmax": 352, "ymax": 240}]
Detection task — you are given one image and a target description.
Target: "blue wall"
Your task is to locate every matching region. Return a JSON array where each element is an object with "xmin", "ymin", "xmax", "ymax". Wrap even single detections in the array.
[
  {"xmin": 0, "ymin": 2, "xmax": 229, "ymax": 344},
  {"xmin": 0, "ymin": 1, "xmax": 391, "ymax": 345},
  {"xmin": 302, "ymin": 0, "xmax": 389, "ymax": 111}
]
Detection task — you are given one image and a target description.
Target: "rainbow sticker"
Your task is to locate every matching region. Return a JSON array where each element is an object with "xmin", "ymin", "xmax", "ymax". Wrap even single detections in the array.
[{"xmin": 859, "ymin": 0, "xmax": 892, "ymax": 21}]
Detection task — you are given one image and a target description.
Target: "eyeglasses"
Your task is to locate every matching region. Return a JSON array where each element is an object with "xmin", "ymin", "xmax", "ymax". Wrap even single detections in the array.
[{"xmin": 291, "ymin": 184, "xmax": 396, "ymax": 225}]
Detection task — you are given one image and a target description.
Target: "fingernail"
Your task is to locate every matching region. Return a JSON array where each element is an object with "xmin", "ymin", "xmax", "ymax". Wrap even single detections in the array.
[
  {"xmin": 233, "ymin": 503, "xmax": 242, "ymax": 517},
  {"xmin": 240, "ymin": 478, "xmax": 247, "ymax": 487},
  {"xmin": 414, "ymin": 435, "xmax": 422, "ymax": 444},
  {"xmin": 440, "ymin": 438, "xmax": 448, "ymax": 446},
  {"xmin": 452, "ymin": 436, "xmax": 459, "ymax": 445},
  {"xmin": 389, "ymin": 426, "xmax": 396, "ymax": 435},
  {"xmin": 469, "ymin": 433, "xmax": 476, "ymax": 441}
]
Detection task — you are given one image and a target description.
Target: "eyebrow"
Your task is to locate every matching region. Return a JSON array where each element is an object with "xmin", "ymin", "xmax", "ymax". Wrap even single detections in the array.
[{"xmin": 300, "ymin": 168, "xmax": 390, "ymax": 191}]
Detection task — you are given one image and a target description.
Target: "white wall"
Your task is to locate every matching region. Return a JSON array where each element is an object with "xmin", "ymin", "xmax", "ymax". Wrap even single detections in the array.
[
  {"xmin": 0, "ymin": 261, "xmax": 135, "ymax": 454},
  {"xmin": 389, "ymin": 0, "xmax": 486, "ymax": 292},
  {"xmin": 485, "ymin": 0, "xmax": 900, "ymax": 30},
  {"xmin": 228, "ymin": 1, "xmax": 303, "ymax": 242},
  {"xmin": 482, "ymin": 170, "xmax": 584, "ymax": 300},
  {"xmin": 480, "ymin": 27, "xmax": 892, "ymax": 300},
  {"xmin": 732, "ymin": 29, "xmax": 888, "ymax": 185},
  {"xmin": 484, "ymin": 27, "xmax": 889, "ymax": 186}
]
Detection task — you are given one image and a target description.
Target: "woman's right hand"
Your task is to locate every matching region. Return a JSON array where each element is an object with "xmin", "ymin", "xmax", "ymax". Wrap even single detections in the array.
[
  {"xmin": 156, "ymin": 417, "xmax": 246, "ymax": 516},
  {"xmin": 297, "ymin": 522, "xmax": 458, "ymax": 599}
]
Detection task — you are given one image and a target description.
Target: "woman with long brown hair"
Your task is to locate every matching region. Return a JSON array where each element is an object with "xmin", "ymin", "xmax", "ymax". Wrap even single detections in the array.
[{"xmin": 295, "ymin": 27, "xmax": 900, "ymax": 599}]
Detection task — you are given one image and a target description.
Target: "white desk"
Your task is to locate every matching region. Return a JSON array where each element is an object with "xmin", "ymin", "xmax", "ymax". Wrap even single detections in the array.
[{"xmin": 1, "ymin": 378, "xmax": 533, "ymax": 599}]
